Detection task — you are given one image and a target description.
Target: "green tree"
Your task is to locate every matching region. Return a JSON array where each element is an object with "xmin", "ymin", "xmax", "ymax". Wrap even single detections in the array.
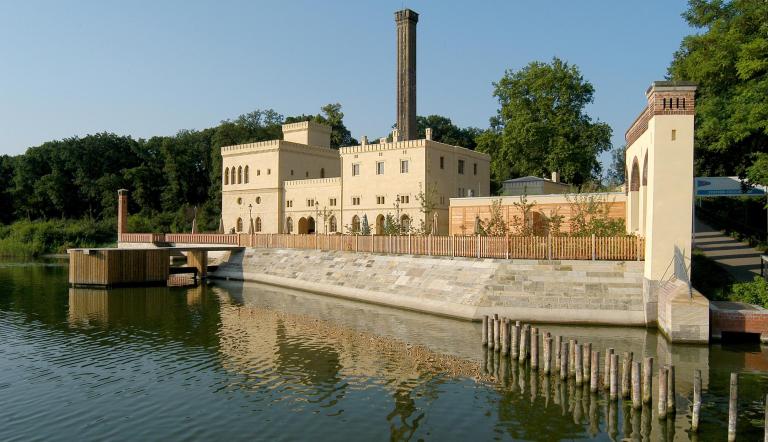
[
  {"xmin": 668, "ymin": 0, "xmax": 768, "ymax": 176},
  {"xmin": 606, "ymin": 145, "xmax": 626, "ymax": 187},
  {"xmin": 747, "ymin": 152, "xmax": 768, "ymax": 186},
  {"xmin": 285, "ymin": 103, "xmax": 357, "ymax": 148},
  {"xmin": 416, "ymin": 115, "xmax": 481, "ymax": 149},
  {"xmin": 477, "ymin": 57, "xmax": 612, "ymax": 186}
]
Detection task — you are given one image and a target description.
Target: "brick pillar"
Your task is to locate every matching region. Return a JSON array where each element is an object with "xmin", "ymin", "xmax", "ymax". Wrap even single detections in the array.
[{"xmin": 117, "ymin": 189, "xmax": 128, "ymax": 238}]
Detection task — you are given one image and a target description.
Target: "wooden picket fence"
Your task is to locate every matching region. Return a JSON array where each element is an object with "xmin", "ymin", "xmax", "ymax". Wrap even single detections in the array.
[{"xmin": 121, "ymin": 232, "xmax": 644, "ymax": 261}]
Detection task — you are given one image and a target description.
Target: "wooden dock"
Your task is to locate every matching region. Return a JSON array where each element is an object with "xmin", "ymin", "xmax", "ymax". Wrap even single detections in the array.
[{"xmin": 67, "ymin": 246, "xmax": 241, "ymax": 287}]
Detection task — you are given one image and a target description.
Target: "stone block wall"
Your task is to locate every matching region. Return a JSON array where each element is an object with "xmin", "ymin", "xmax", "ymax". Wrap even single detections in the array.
[{"xmin": 213, "ymin": 248, "xmax": 646, "ymax": 326}]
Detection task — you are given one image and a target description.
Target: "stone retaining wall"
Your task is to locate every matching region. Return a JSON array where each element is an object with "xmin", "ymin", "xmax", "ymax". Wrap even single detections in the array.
[{"xmin": 212, "ymin": 248, "xmax": 647, "ymax": 326}]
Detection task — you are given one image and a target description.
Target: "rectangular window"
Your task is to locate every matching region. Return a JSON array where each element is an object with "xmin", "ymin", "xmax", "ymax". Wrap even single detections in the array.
[
  {"xmin": 376, "ymin": 196, "xmax": 385, "ymax": 205},
  {"xmin": 440, "ymin": 156, "xmax": 445, "ymax": 169},
  {"xmin": 287, "ymin": 200, "xmax": 293, "ymax": 208},
  {"xmin": 440, "ymin": 196, "xmax": 446, "ymax": 205},
  {"xmin": 458, "ymin": 159, "xmax": 465, "ymax": 175},
  {"xmin": 376, "ymin": 161, "xmax": 384, "ymax": 175},
  {"xmin": 307, "ymin": 199, "xmax": 315, "ymax": 207},
  {"xmin": 399, "ymin": 195, "xmax": 409, "ymax": 204},
  {"xmin": 352, "ymin": 197, "xmax": 360, "ymax": 206},
  {"xmin": 257, "ymin": 169, "xmax": 261, "ymax": 176},
  {"xmin": 473, "ymin": 163, "xmax": 477, "ymax": 175},
  {"xmin": 400, "ymin": 160, "xmax": 409, "ymax": 173},
  {"xmin": 352, "ymin": 163, "xmax": 360, "ymax": 176},
  {"xmin": 267, "ymin": 169, "xmax": 271, "ymax": 175},
  {"xmin": 329, "ymin": 198, "xmax": 337, "ymax": 206},
  {"xmin": 671, "ymin": 129, "xmax": 677, "ymax": 141}
]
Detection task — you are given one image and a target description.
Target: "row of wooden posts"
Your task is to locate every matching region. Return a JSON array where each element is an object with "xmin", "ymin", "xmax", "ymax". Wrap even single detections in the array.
[{"xmin": 481, "ymin": 315, "xmax": 760, "ymax": 441}]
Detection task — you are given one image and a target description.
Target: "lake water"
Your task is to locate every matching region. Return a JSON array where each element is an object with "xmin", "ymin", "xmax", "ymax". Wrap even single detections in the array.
[{"xmin": 1, "ymin": 260, "xmax": 767, "ymax": 441}]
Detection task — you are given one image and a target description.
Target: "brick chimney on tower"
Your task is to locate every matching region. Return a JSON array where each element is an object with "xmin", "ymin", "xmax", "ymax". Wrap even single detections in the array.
[{"xmin": 395, "ymin": 9, "xmax": 418, "ymax": 141}]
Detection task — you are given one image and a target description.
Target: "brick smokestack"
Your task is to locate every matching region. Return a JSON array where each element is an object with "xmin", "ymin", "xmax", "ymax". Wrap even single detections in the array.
[
  {"xmin": 395, "ymin": 9, "xmax": 418, "ymax": 141},
  {"xmin": 117, "ymin": 189, "xmax": 128, "ymax": 238}
]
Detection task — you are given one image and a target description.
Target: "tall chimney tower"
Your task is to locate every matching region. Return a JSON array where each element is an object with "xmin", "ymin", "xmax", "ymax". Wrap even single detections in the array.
[{"xmin": 395, "ymin": 9, "xmax": 418, "ymax": 141}]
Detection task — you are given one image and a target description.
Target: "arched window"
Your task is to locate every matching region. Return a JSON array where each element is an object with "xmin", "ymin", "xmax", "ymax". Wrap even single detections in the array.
[
  {"xmin": 237, "ymin": 166, "xmax": 242, "ymax": 184},
  {"xmin": 375, "ymin": 214, "xmax": 385, "ymax": 235},
  {"xmin": 329, "ymin": 216, "xmax": 337, "ymax": 233},
  {"xmin": 286, "ymin": 217, "xmax": 293, "ymax": 234},
  {"xmin": 244, "ymin": 165, "xmax": 249, "ymax": 183},
  {"xmin": 255, "ymin": 217, "xmax": 262, "ymax": 232},
  {"xmin": 630, "ymin": 157, "xmax": 640, "ymax": 192},
  {"xmin": 224, "ymin": 167, "xmax": 229, "ymax": 185},
  {"xmin": 320, "ymin": 168, "xmax": 325, "ymax": 178},
  {"xmin": 236, "ymin": 217, "xmax": 243, "ymax": 232},
  {"xmin": 351, "ymin": 215, "xmax": 360, "ymax": 233},
  {"xmin": 642, "ymin": 152, "xmax": 648, "ymax": 186},
  {"xmin": 231, "ymin": 167, "xmax": 236, "ymax": 184}
]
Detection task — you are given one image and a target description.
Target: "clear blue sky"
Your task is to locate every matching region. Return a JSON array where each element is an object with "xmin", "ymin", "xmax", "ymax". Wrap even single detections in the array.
[{"xmin": 0, "ymin": 0, "xmax": 694, "ymax": 166}]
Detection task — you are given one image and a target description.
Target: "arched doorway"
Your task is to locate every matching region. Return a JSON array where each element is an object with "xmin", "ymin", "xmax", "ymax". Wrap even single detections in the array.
[
  {"xmin": 640, "ymin": 152, "xmax": 649, "ymax": 234},
  {"xmin": 255, "ymin": 217, "xmax": 262, "ymax": 232},
  {"xmin": 375, "ymin": 214, "xmax": 385, "ymax": 235},
  {"xmin": 400, "ymin": 214, "xmax": 410, "ymax": 233},
  {"xmin": 307, "ymin": 217, "xmax": 315, "ymax": 234},
  {"xmin": 298, "ymin": 217, "xmax": 308, "ymax": 234},
  {"xmin": 329, "ymin": 216, "xmax": 337, "ymax": 233},
  {"xmin": 286, "ymin": 217, "xmax": 293, "ymax": 234},
  {"xmin": 351, "ymin": 215, "xmax": 360, "ymax": 233},
  {"xmin": 236, "ymin": 217, "xmax": 243, "ymax": 232},
  {"xmin": 629, "ymin": 157, "xmax": 640, "ymax": 232}
]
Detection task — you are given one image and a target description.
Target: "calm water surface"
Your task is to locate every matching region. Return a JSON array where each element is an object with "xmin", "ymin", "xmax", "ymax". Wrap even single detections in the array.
[{"xmin": 0, "ymin": 260, "xmax": 767, "ymax": 441}]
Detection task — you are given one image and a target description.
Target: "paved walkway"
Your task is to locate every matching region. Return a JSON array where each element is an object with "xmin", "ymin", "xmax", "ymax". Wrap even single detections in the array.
[{"xmin": 694, "ymin": 218, "xmax": 764, "ymax": 282}]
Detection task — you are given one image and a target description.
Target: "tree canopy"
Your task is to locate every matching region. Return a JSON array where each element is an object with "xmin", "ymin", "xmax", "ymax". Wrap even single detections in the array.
[
  {"xmin": 0, "ymin": 104, "xmax": 356, "ymax": 233},
  {"xmin": 476, "ymin": 57, "xmax": 612, "ymax": 186},
  {"xmin": 669, "ymin": 0, "xmax": 768, "ymax": 176},
  {"xmin": 416, "ymin": 115, "xmax": 481, "ymax": 149}
]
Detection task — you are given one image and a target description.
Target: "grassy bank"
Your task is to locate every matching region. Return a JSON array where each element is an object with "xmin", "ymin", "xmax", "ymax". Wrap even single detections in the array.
[
  {"xmin": 692, "ymin": 249, "xmax": 768, "ymax": 307},
  {"xmin": 0, "ymin": 219, "xmax": 116, "ymax": 257}
]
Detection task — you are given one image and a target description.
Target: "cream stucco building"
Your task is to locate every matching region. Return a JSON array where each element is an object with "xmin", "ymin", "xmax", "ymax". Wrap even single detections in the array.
[{"xmin": 221, "ymin": 121, "xmax": 490, "ymax": 235}]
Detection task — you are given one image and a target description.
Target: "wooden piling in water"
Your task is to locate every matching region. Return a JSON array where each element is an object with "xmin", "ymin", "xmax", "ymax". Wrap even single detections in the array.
[
  {"xmin": 631, "ymin": 361, "xmax": 641, "ymax": 409},
  {"xmin": 501, "ymin": 320, "xmax": 509, "ymax": 355},
  {"xmin": 575, "ymin": 344, "xmax": 583, "ymax": 386},
  {"xmin": 530, "ymin": 328, "xmax": 539, "ymax": 370},
  {"xmin": 554, "ymin": 336, "xmax": 562, "ymax": 371},
  {"xmin": 642, "ymin": 357, "xmax": 653, "ymax": 404},
  {"xmin": 590, "ymin": 350, "xmax": 599, "ymax": 393},
  {"xmin": 621, "ymin": 352, "xmax": 632, "ymax": 398},
  {"xmin": 582, "ymin": 343, "xmax": 592, "ymax": 384},
  {"xmin": 604, "ymin": 348, "xmax": 614, "ymax": 390},
  {"xmin": 692, "ymin": 369, "xmax": 701, "ymax": 433},
  {"xmin": 609, "ymin": 353, "xmax": 619, "ymax": 400},
  {"xmin": 764, "ymin": 393, "xmax": 767, "ymax": 442},
  {"xmin": 511, "ymin": 324, "xmax": 519, "ymax": 359},
  {"xmin": 569, "ymin": 339, "xmax": 577, "ymax": 378},
  {"xmin": 543, "ymin": 333, "xmax": 552, "ymax": 375},
  {"xmin": 493, "ymin": 318, "xmax": 500, "ymax": 351},
  {"xmin": 487, "ymin": 317, "xmax": 494, "ymax": 350},
  {"xmin": 667, "ymin": 365, "xmax": 675, "ymax": 413},
  {"xmin": 519, "ymin": 325, "xmax": 528, "ymax": 364},
  {"xmin": 658, "ymin": 366, "xmax": 668, "ymax": 419},
  {"xmin": 482, "ymin": 315, "xmax": 488, "ymax": 346},
  {"xmin": 728, "ymin": 372, "xmax": 737, "ymax": 441},
  {"xmin": 560, "ymin": 342, "xmax": 568, "ymax": 380}
]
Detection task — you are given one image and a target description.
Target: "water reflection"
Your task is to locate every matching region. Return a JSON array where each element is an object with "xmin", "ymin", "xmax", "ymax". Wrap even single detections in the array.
[{"xmin": 1, "ymin": 262, "xmax": 768, "ymax": 440}]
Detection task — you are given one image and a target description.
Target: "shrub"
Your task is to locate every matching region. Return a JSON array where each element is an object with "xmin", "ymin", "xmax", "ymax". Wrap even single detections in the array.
[
  {"xmin": 0, "ymin": 218, "xmax": 116, "ymax": 257},
  {"xmin": 731, "ymin": 277, "xmax": 768, "ymax": 308}
]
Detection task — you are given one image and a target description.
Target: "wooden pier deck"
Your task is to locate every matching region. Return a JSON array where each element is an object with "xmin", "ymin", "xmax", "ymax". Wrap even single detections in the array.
[{"xmin": 67, "ymin": 246, "xmax": 242, "ymax": 287}]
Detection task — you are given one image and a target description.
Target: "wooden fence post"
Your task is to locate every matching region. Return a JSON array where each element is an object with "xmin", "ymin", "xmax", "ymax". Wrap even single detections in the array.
[
  {"xmin": 591, "ymin": 234, "xmax": 596, "ymax": 260},
  {"xmin": 547, "ymin": 234, "xmax": 552, "ymax": 260},
  {"xmin": 505, "ymin": 234, "xmax": 510, "ymax": 259},
  {"xmin": 636, "ymin": 236, "xmax": 642, "ymax": 261},
  {"xmin": 477, "ymin": 235, "xmax": 481, "ymax": 259}
]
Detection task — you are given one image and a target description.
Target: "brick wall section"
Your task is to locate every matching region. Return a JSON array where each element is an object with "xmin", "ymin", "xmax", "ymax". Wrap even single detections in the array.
[
  {"xmin": 213, "ymin": 248, "xmax": 646, "ymax": 325},
  {"xmin": 710, "ymin": 302, "xmax": 768, "ymax": 337}
]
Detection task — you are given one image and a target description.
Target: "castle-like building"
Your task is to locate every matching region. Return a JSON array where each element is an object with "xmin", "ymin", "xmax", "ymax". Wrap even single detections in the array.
[
  {"xmin": 220, "ymin": 8, "xmax": 490, "ymax": 235},
  {"xmin": 221, "ymin": 121, "xmax": 489, "ymax": 235}
]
